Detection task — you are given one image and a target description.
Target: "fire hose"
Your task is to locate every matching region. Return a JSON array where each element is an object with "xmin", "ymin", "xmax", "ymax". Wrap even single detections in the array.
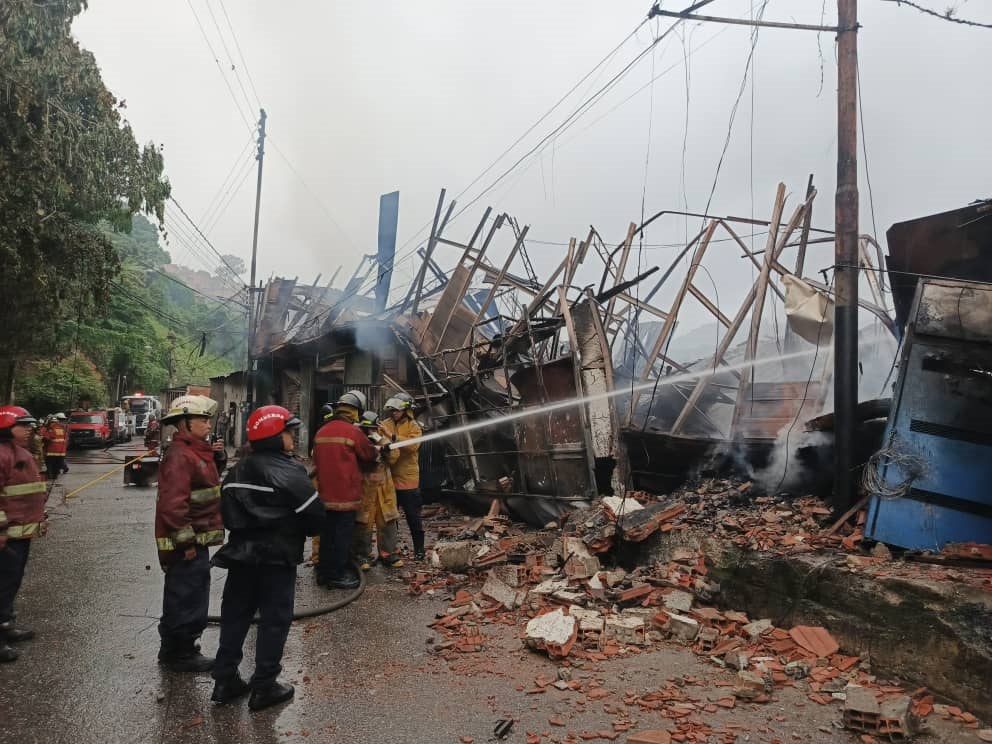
[{"xmin": 57, "ymin": 453, "xmax": 367, "ymax": 619}]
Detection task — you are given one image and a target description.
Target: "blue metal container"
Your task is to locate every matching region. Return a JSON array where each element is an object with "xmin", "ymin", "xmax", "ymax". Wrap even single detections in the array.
[{"xmin": 865, "ymin": 278, "xmax": 992, "ymax": 551}]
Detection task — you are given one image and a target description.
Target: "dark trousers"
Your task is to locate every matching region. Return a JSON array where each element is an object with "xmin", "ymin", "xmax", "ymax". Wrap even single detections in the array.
[
  {"xmin": 0, "ymin": 539, "xmax": 31, "ymax": 625},
  {"xmin": 159, "ymin": 546, "xmax": 210, "ymax": 647},
  {"xmin": 396, "ymin": 488, "xmax": 424, "ymax": 552},
  {"xmin": 213, "ymin": 563, "xmax": 296, "ymax": 687},
  {"xmin": 317, "ymin": 510, "xmax": 356, "ymax": 580},
  {"xmin": 45, "ymin": 456, "xmax": 66, "ymax": 481}
]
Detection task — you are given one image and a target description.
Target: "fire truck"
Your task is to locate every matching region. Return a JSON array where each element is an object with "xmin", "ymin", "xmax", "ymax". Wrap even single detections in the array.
[{"xmin": 120, "ymin": 393, "xmax": 161, "ymax": 435}]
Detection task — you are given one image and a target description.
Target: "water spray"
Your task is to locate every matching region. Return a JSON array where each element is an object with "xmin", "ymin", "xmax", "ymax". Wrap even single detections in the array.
[{"xmin": 390, "ymin": 347, "xmax": 826, "ymax": 451}]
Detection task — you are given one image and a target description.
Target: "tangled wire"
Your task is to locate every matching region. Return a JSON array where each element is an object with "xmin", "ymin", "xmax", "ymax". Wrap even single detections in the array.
[{"xmin": 861, "ymin": 446, "xmax": 928, "ymax": 499}]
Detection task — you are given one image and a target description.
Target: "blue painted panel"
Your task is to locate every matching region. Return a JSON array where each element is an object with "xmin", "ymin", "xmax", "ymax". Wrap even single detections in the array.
[{"xmin": 865, "ymin": 280, "xmax": 992, "ymax": 551}]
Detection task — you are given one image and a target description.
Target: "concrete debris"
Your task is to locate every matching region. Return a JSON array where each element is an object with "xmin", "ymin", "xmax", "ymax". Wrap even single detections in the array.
[
  {"xmin": 481, "ymin": 571, "xmax": 526, "ymax": 610},
  {"xmin": 433, "ymin": 540, "xmax": 477, "ymax": 571},
  {"xmin": 524, "ymin": 608, "xmax": 578, "ymax": 658},
  {"xmin": 661, "ymin": 589, "xmax": 694, "ymax": 613}
]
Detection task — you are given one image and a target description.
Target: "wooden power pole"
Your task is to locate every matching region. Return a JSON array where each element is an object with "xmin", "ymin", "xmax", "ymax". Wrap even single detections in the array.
[
  {"xmin": 833, "ymin": 0, "xmax": 860, "ymax": 509},
  {"xmin": 245, "ymin": 108, "xmax": 267, "ymax": 413}
]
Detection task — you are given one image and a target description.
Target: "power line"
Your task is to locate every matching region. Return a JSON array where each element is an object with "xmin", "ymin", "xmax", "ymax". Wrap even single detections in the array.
[
  {"xmin": 204, "ymin": 0, "xmax": 256, "ymax": 115},
  {"xmin": 199, "ymin": 133, "xmax": 256, "ymax": 224},
  {"xmin": 390, "ymin": 16, "xmax": 652, "ymax": 260},
  {"xmin": 877, "ymin": 0, "xmax": 992, "ymax": 28},
  {"xmin": 202, "ymin": 156, "xmax": 256, "ymax": 235},
  {"xmin": 126, "ymin": 258, "xmax": 247, "ymax": 311},
  {"xmin": 185, "ymin": 0, "xmax": 254, "ymax": 132},
  {"xmin": 168, "ymin": 196, "xmax": 246, "ymax": 284},
  {"xmin": 218, "ymin": 0, "xmax": 263, "ymax": 108},
  {"xmin": 163, "ymin": 212, "xmax": 242, "ymax": 291}
]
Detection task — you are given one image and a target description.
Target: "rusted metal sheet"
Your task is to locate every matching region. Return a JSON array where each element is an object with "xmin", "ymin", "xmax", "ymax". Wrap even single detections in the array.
[
  {"xmin": 886, "ymin": 199, "xmax": 992, "ymax": 331},
  {"xmin": 510, "ymin": 359, "xmax": 593, "ymax": 499},
  {"xmin": 732, "ymin": 381, "xmax": 825, "ymax": 441}
]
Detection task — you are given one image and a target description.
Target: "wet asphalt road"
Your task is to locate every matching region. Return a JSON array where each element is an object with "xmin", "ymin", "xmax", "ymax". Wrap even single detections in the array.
[{"xmin": 0, "ymin": 444, "xmax": 449, "ymax": 743}]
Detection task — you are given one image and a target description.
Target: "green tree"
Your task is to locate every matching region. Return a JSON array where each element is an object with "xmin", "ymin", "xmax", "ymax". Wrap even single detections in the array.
[
  {"xmin": 17, "ymin": 355, "xmax": 106, "ymax": 415},
  {"xmin": 0, "ymin": 0, "xmax": 170, "ymax": 401}
]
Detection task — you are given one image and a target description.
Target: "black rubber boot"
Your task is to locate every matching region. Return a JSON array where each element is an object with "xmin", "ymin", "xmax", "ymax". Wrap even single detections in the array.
[
  {"xmin": 413, "ymin": 530, "xmax": 426, "ymax": 561},
  {"xmin": 0, "ymin": 622, "xmax": 35, "ymax": 643},
  {"xmin": 211, "ymin": 676, "xmax": 250, "ymax": 704},
  {"xmin": 159, "ymin": 640, "xmax": 215, "ymax": 673},
  {"xmin": 0, "ymin": 642, "xmax": 17, "ymax": 663},
  {"xmin": 248, "ymin": 680, "xmax": 294, "ymax": 712},
  {"xmin": 327, "ymin": 574, "xmax": 360, "ymax": 590}
]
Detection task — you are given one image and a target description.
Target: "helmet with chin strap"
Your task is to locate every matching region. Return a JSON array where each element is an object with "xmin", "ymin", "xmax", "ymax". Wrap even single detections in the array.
[{"xmin": 247, "ymin": 405, "xmax": 301, "ymax": 442}]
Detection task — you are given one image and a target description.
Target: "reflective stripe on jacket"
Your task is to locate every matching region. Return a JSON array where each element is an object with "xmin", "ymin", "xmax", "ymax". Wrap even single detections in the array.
[
  {"xmin": 42, "ymin": 423, "xmax": 68, "ymax": 456},
  {"xmin": 381, "ymin": 414, "xmax": 422, "ymax": 490},
  {"xmin": 312, "ymin": 416, "xmax": 378, "ymax": 511},
  {"xmin": 154, "ymin": 432, "xmax": 224, "ymax": 565},
  {"xmin": 0, "ymin": 440, "xmax": 47, "ymax": 542}
]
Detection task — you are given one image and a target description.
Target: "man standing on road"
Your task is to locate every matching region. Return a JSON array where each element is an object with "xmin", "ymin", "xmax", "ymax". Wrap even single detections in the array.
[
  {"xmin": 381, "ymin": 393, "xmax": 425, "ymax": 559},
  {"xmin": 312, "ymin": 391, "xmax": 378, "ymax": 589},
  {"xmin": 154, "ymin": 395, "xmax": 226, "ymax": 672},
  {"xmin": 211, "ymin": 405, "xmax": 324, "ymax": 711},
  {"xmin": 41, "ymin": 412, "xmax": 69, "ymax": 480},
  {"xmin": 0, "ymin": 406, "xmax": 48, "ymax": 663}
]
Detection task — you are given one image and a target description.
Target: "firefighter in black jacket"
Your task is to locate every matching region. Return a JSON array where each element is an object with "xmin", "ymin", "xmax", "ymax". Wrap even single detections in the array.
[{"xmin": 210, "ymin": 405, "xmax": 325, "ymax": 712}]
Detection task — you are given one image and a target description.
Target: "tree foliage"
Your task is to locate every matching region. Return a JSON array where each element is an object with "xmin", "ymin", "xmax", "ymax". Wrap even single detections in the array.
[
  {"xmin": 215, "ymin": 253, "xmax": 246, "ymax": 278},
  {"xmin": 0, "ymin": 0, "xmax": 170, "ymax": 398},
  {"xmin": 17, "ymin": 355, "xmax": 106, "ymax": 415}
]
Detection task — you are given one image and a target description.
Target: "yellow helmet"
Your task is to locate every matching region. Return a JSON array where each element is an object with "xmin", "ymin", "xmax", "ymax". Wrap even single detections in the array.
[{"xmin": 161, "ymin": 395, "xmax": 218, "ymax": 424}]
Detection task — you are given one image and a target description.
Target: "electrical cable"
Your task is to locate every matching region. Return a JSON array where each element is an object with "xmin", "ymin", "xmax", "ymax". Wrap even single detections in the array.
[
  {"xmin": 218, "ymin": 0, "xmax": 263, "ymax": 108},
  {"xmin": 700, "ymin": 0, "xmax": 770, "ymax": 219},
  {"xmin": 204, "ymin": 0, "xmax": 256, "ymax": 116},
  {"xmin": 169, "ymin": 196, "xmax": 246, "ymax": 284},
  {"xmin": 185, "ymin": 0, "xmax": 254, "ymax": 132},
  {"xmin": 390, "ymin": 14, "xmax": 654, "ymax": 260},
  {"xmin": 199, "ymin": 134, "xmax": 256, "ymax": 225},
  {"xmin": 201, "ymin": 158, "xmax": 256, "ymax": 236}
]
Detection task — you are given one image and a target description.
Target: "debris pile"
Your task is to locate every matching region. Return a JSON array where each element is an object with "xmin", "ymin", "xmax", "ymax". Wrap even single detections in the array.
[{"xmin": 408, "ymin": 490, "xmax": 990, "ymax": 740}]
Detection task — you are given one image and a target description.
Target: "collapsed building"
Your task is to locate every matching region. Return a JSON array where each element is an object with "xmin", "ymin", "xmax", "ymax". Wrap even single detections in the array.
[{"xmin": 214, "ymin": 184, "xmax": 990, "ymax": 552}]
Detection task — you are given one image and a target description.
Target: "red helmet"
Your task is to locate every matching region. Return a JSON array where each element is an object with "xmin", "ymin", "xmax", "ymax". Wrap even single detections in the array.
[
  {"xmin": 0, "ymin": 405, "xmax": 37, "ymax": 431},
  {"xmin": 246, "ymin": 405, "xmax": 301, "ymax": 442}
]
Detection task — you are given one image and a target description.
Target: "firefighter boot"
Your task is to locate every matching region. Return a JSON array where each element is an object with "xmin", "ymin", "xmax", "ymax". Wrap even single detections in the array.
[
  {"xmin": 211, "ymin": 675, "xmax": 250, "ymax": 705},
  {"xmin": 412, "ymin": 530, "xmax": 426, "ymax": 561},
  {"xmin": 0, "ymin": 642, "xmax": 17, "ymax": 663},
  {"xmin": 158, "ymin": 638, "xmax": 215, "ymax": 673},
  {"xmin": 248, "ymin": 680, "xmax": 295, "ymax": 712},
  {"xmin": 0, "ymin": 621, "xmax": 35, "ymax": 643}
]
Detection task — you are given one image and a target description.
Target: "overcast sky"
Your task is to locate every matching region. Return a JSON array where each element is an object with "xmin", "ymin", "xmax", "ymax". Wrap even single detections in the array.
[{"xmin": 72, "ymin": 1, "xmax": 991, "ymax": 332}]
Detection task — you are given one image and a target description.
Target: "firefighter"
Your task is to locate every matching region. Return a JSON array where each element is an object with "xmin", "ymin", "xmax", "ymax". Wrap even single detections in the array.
[
  {"xmin": 353, "ymin": 411, "xmax": 403, "ymax": 570},
  {"xmin": 41, "ymin": 412, "xmax": 69, "ymax": 480},
  {"xmin": 312, "ymin": 390, "xmax": 378, "ymax": 589},
  {"xmin": 210, "ymin": 405, "xmax": 325, "ymax": 711},
  {"xmin": 29, "ymin": 421, "xmax": 46, "ymax": 473},
  {"xmin": 0, "ymin": 406, "xmax": 48, "ymax": 663},
  {"xmin": 144, "ymin": 412, "xmax": 161, "ymax": 451},
  {"xmin": 155, "ymin": 395, "xmax": 226, "ymax": 672},
  {"xmin": 380, "ymin": 392, "xmax": 425, "ymax": 559}
]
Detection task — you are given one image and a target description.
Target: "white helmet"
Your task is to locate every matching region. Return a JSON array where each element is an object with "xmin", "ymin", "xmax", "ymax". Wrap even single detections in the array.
[
  {"xmin": 54, "ymin": 412, "xmax": 67, "ymax": 421},
  {"xmin": 161, "ymin": 395, "xmax": 218, "ymax": 424},
  {"xmin": 383, "ymin": 395, "xmax": 413, "ymax": 412},
  {"xmin": 333, "ymin": 390, "xmax": 367, "ymax": 411}
]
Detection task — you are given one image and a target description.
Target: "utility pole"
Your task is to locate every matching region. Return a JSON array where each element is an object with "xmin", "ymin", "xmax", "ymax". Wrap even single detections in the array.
[
  {"xmin": 833, "ymin": 0, "xmax": 859, "ymax": 509},
  {"xmin": 245, "ymin": 108, "xmax": 267, "ymax": 413}
]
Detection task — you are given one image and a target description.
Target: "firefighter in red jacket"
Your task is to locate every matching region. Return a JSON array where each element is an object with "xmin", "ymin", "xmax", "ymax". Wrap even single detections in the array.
[
  {"xmin": 0, "ymin": 406, "xmax": 48, "ymax": 664},
  {"xmin": 155, "ymin": 395, "xmax": 227, "ymax": 672},
  {"xmin": 312, "ymin": 390, "xmax": 378, "ymax": 589},
  {"xmin": 41, "ymin": 412, "xmax": 69, "ymax": 480}
]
